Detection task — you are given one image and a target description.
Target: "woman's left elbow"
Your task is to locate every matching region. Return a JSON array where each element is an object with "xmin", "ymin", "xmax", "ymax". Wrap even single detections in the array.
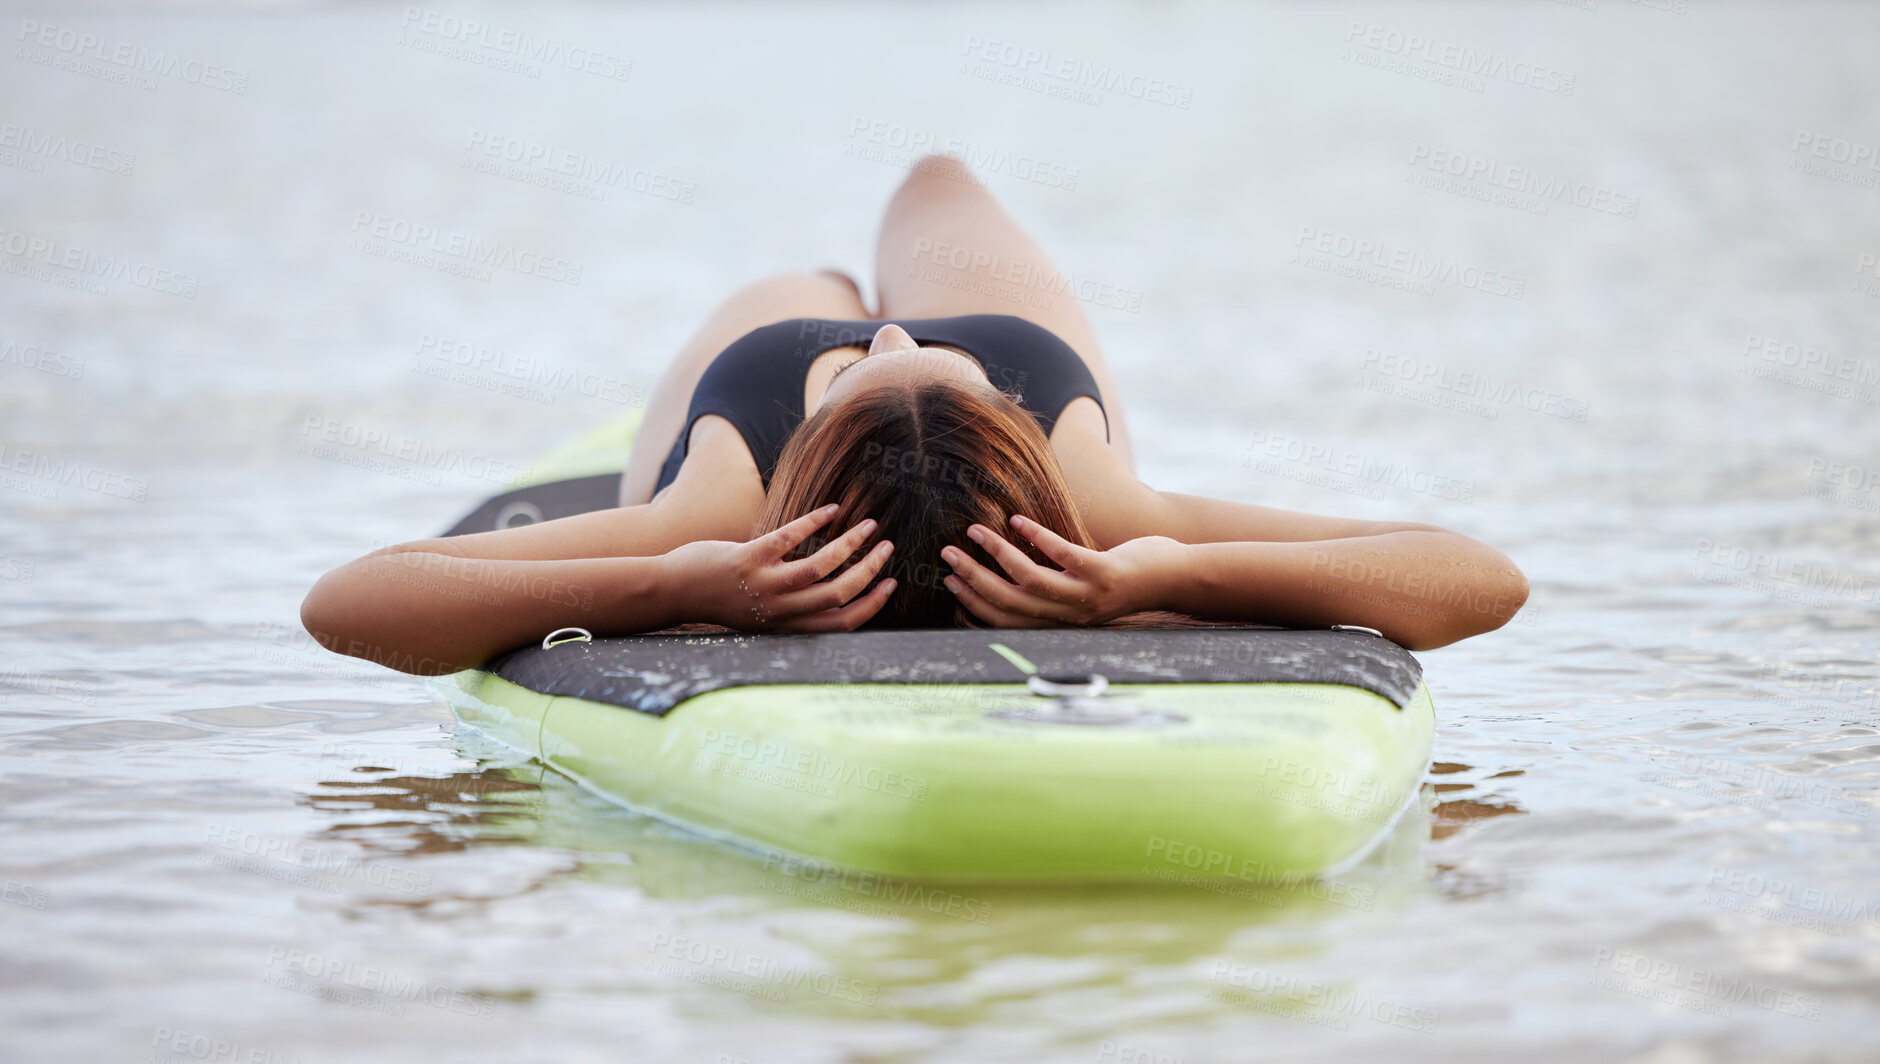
[
  {"xmin": 1405, "ymin": 564, "xmax": 1529, "ymax": 650},
  {"xmin": 1462, "ymin": 564, "xmax": 1530, "ymax": 642},
  {"xmin": 1494, "ymin": 563, "xmax": 1530, "ymax": 627}
]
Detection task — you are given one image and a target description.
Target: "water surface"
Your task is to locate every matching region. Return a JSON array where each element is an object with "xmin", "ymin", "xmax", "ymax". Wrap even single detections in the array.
[{"xmin": 3, "ymin": 3, "xmax": 1877, "ymax": 1061}]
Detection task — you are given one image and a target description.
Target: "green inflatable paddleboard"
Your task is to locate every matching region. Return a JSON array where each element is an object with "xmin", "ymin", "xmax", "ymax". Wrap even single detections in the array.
[{"xmin": 427, "ymin": 407, "xmax": 1435, "ymax": 883}]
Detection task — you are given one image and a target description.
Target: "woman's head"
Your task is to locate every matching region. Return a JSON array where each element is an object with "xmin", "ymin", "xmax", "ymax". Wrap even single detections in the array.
[{"xmin": 757, "ymin": 328, "xmax": 1093, "ymax": 627}]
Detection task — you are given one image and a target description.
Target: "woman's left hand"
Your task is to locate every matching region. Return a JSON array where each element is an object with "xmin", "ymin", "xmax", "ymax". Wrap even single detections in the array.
[{"xmin": 940, "ymin": 515, "xmax": 1191, "ymax": 627}]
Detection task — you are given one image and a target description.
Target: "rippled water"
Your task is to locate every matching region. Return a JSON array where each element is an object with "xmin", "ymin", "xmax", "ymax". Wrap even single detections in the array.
[{"xmin": 4, "ymin": 3, "xmax": 1878, "ymax": 1061}]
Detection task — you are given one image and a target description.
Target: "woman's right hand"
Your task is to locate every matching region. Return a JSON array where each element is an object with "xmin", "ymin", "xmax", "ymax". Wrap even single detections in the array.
[{"xmin": 658, "ymin": 504, "xmax": 897, "ymax": 632}]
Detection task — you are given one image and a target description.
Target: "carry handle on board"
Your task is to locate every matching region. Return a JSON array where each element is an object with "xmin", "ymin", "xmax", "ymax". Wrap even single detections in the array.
[
  {"xmin": 542, "ymin": 627, "xmax": 594, "ymax": 649},
  {"xmin": 1331, "ymin": 624, "xmax": 1386, "ymax": 638}
]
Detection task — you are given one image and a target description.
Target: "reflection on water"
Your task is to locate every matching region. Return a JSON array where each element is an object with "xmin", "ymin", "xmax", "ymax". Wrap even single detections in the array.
[
  {"xmin": 1422, "ymin": 762, "xmax": 1530, "ymax": 843},
  {"xmin": 308, "ymin": 723, "xmax": 1440, "ymax": 938},
  {"xmin": 191, "ymin": 724, "xmax": 1452, "ymax": 1045},
  {"xmin": 308, "ymin": 769, "xmax": 547, "ymax": 855}
]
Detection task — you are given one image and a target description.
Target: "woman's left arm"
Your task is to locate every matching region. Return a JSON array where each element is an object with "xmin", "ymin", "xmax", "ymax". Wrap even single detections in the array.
[
  {"xmin": 1004, "ymin": 423, "xmax": 1528, "ymax": 647},
  {"xmin": 945, "ymin": 503, "xmax": 1528, "ymax": 651},
  {"xmin": 1147, "ymin": 488, "xmax": 1528, "ymax": 648},
  {"xmin": 1163, "ymin": 530, "xmax": 1528, "ymax": 649}
]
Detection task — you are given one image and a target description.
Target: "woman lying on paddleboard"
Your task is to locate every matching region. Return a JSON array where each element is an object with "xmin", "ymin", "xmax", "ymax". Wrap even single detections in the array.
[{"xmin": 302, "ymin": 155, "xmax": 1528, "ymax": 673}]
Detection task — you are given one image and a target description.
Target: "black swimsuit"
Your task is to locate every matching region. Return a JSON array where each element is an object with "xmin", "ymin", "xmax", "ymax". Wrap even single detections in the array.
[{"xmin": 652, "ymin": 314, "xmax": 1109, "ymax": 493}]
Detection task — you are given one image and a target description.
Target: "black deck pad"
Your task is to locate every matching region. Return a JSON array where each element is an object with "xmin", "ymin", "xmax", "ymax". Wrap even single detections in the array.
[
  {"xmin": 483, "ymin": 627, "xmax": 1423, "ymax": 716},
  {"xmin": 443, "ymin": 477, "xmax": 1422, "ymax": 714},
  {"xmin": 442, "ymin": 473, "xmax": 624, "ymax": 537}
]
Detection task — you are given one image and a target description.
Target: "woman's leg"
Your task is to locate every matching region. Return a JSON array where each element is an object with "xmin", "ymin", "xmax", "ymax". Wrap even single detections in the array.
[
  {"xmin": 619, "ymin": 271, "xmax": 868, "ymax": 506},
  {"xmin": 872, "ymin": 155, "xmax": 1135, "ymax": 469}
]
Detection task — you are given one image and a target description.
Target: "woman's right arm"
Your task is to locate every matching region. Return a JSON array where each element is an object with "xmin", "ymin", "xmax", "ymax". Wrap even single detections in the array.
[
  {"xmin": 300, "ymin": 551, "xmax": 681, "ymax": 675},
  {"xmin": 382, "ymin": 416, "xmax": 769, "ymax": 563},
  {"xmin": 301, "ymin": 476, "xmax": 897, "ymax": 674},
  {"xmin": 303, "ymin": 418, "xmax": 800, "ymax": 674}
]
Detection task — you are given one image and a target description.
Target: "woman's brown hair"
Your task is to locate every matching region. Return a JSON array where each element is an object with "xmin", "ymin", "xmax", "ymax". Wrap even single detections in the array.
[{"xmin": 756, "ymin": 375, "xmax": 1094, "ymax": 628}]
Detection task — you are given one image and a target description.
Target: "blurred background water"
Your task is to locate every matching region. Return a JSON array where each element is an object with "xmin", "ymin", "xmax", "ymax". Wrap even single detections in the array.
[{"xmin": 2, "ymin": 2, "xmax": 1877, "ymax": 1061}]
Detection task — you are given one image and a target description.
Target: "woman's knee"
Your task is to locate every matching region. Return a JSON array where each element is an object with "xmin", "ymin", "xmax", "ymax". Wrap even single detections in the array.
[
  {"xmin": 728, "ymin": 270, "xmax": 841, "ymax": 302},
  {"xmin": 888, "ymin": 154, "xmax": 991, "ymax": 207},
  {"xmin": 876, "ymin": 156, "xmax": 1011, "ymax": 269},
  {"xmin": 719, "ymin": 271, "xmax": 867, "ymax": 318},
  {"xmin": 725, "ymin": 270, "xmax": 861, "ymax": 308}
]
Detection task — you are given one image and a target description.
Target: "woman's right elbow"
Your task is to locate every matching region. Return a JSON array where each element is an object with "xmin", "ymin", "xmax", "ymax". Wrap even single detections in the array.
[
  {"xmin": 299, "ymin": 570, "xmax": 354, "ymax": 658},
  {"xmin": 299, "ymin": 568, "xmax": 472, "ymax": 677}
]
